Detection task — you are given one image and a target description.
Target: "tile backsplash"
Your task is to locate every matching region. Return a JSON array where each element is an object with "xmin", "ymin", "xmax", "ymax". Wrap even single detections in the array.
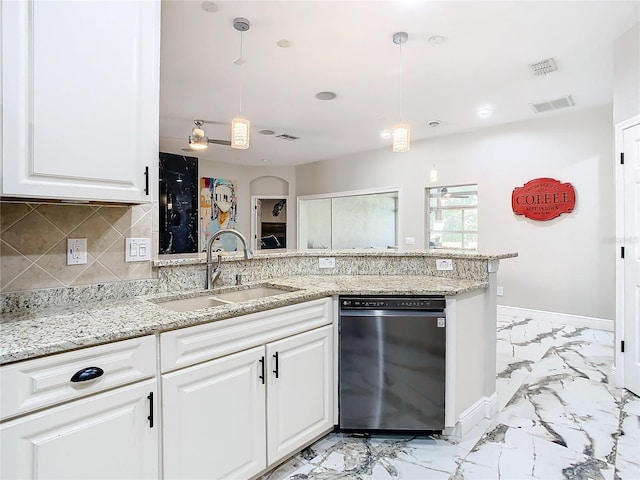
[{"xmin": 0, "ymin": 202, "xmax": 154, "ymax": 293}]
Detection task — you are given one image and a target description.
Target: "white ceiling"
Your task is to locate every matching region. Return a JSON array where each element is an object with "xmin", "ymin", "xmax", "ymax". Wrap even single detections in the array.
[{"xmin": 159, "ymin": 1, "xmax": 640, "ymax": 167}]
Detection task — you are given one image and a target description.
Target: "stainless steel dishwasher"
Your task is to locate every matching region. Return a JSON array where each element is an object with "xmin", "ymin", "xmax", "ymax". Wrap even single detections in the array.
[{"xmin": 339, "ymin": 295, "xmax": 446, "ymax": 433}]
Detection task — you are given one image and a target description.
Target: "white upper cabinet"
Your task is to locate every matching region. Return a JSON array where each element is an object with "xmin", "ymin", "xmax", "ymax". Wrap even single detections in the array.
[{"xmin": 1, "ymin": 0, "xmax": 160, "ymax": 203}]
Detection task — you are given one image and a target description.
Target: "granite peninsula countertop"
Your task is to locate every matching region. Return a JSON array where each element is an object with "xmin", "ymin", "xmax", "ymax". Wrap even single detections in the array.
[
  {"xmin": 0, "ymin": 275, "xmax": 488, "ymax": 365},
  {"xmin": 154, "ymin": 249, "xmax": 518, "ymax": 267}
]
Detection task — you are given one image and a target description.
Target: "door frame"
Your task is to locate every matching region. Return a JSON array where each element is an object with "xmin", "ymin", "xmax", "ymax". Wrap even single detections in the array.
[
  {"xmin": 614, "ymin": 114, "xmax": 640, "ymax": 389},
  {"xmin": 250, "ymin": 195, "xmax": 289, "ymax": 251}
]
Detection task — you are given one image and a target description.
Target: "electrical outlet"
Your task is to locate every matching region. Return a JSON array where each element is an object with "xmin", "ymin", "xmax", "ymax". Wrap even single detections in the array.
[
  {"xmin": 436, "ymin": 259, "xmax": 453, "ymax": 271},
  {"xmin": 67, "ymin": 238, "xmax": 88, "ymax": 265},
  {"xmin": 405, "ymin": 237, "xmax": 415, "ymax": 245},
  {"xmin": 497, "ymin": 286, "xmax": 504, "ymax": 296},
  {"xmin": 318, "ymin": 257, "xmax": 336, "ymax": 269},
  {"xmin": 125, "ymin": 238, "xmax": 151, "ymax": 262}
]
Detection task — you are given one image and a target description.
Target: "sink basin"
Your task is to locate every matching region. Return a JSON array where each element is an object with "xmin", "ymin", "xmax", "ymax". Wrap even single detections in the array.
[
  {"xmin": 155, "ymin": 296, "xmax": 228, "ymax": 313},
  {"xmin": 154, "ymin": 286, "xmax": 296, "ymax": 312},
  {"xmin": 211, "ymin": 286, "xmax": 293, "ymax": 303}
]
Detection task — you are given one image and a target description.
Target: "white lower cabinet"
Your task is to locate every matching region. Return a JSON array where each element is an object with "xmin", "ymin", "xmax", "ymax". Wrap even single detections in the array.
[
  {"xmin": 162, "ymin": 346, "xmax": 267, "ymax": 480},
  {"xmin": 1, "ymin": 378, "xmax": 158, "ymax": 479},
  {"xmin": 161, "ymin": 299, "xmax": 334, "ymax": 480},
  {"xmin": 266, "ymin": 325, "xmax": 334, "ymax": 465}
]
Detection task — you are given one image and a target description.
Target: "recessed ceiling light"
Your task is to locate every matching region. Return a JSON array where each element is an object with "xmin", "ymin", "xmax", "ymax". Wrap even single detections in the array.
[
  {"xmin": 259, "ymin": 129, "xmax": 275, "ymax": 135},
  {"xmin": 277, "ymin": 39, "xmax": 291, "ymax": 48},
  {"xmin": 428, "ymin": 35, "xmax": 445, "ymax": 45},
  {"xmin": 262, "ymin": 158, "xmax": 269, "ymax": 163},
  {"xmin": 200, "ymin": 1, "xmax": 218, "ymax": 13},
  {"xmin": 476, "ymin": 106, "xmax": 494, "ymax": 118},
  {"xmin": 380, "ymin": 130, "xmax": 392, "ymax": 139},
  {"xmin": 315, "ymin": 91, "xmax": 337, "ymax": 101}
]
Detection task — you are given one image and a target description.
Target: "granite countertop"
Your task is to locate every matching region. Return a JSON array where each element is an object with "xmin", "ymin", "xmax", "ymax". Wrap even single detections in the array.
[
  {"xmin": 0, "ymin": 275, "xmax": 488, "ymax": 365},
  {"xmin": 154, "ymin": 249, "xmax": 518, "ymax": 267}
]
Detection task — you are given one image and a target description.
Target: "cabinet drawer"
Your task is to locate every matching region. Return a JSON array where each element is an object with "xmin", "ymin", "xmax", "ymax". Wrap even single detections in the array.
[
  {"xmin": 0, "ymin": 335, "xmax": 156, "ymax": 421},
  {"xmin": 161, "ymin": 298, "xmax": 332, "ymax": 373}
]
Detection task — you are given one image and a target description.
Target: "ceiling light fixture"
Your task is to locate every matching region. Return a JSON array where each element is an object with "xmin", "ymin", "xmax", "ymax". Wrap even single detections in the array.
[
  {"xmin": 315, "ymin": 91, "xmax": 337, "ymax": 101},
  {"xmin": 231, "ymin": 17, "xmax": 250, "ymax": 150},
  {"xmin": 428, "ymin": 120, "xmax": 440, "ymax": 182},
  {"xmin": 189, "ymin": 120, "xmax": 210, "ymax": 150},
  {"xmin": 392, "ymin": 32, "xmax": 410, "ymax": 153},
  {"xmin": 476, "ymin": 106, "xmax": 494, "ymax": 118}
]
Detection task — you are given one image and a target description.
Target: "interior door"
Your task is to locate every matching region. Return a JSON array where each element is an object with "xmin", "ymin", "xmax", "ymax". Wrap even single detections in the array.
[
  {"xmin": 257, "ymin": 198, "xmax": 263, "ymax": 249},
  {"xmin": 623, "ymin": 123, "xmax": 640, "ymax": 396}
]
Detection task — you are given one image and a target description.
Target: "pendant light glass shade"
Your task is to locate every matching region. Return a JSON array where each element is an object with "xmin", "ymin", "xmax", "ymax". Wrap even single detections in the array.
[
  {"xmin": 430, "ymin": 167, "xmax": 438, "ymax": 182},
  {"xmin": 392, "ymin": 124, "xmax": 410, "ymax": 153},
  {"xmin": 189, "ymin": 126, "xmax": 209, "ymax": 151},
  {"xmin": 231, "ymin": 117, "xmax": 250, "ymax": 149}
]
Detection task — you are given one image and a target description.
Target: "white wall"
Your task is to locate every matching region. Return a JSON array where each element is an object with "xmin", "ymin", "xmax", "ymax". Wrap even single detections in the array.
[
  {"xmin": 613, "ymin": 22, "xmax": 640, "ymax": 124},
  {"xmin": 296, "ymin": 106, "xmax": 615, "ymax": 320}
]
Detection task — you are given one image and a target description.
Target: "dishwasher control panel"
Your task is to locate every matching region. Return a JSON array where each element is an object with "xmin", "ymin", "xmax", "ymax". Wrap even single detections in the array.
[{"xmin": 340, "ymin": 296, "xmax": 445, "ymax": 311}]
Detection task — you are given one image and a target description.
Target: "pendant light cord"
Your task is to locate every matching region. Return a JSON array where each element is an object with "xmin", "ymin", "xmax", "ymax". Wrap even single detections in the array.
[
  {"xmin": 399, "ymin": 40, "xmax": 403, "ymax": 122},
  {"xmin": 239, "ymin": 31, "xmax": 244, "ymax": 115}
]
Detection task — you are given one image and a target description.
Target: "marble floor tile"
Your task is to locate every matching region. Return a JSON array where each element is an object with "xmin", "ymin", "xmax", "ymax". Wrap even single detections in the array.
[
  {"xmin": 452, "ymin": 423, "xmax": 616, "ymax": 480},
  {"xmin": 261, "ymin": 317, "xmax": 640, "ymax": 480},
  {"xmin": 615, "ymin": 392, "xmax": 640, "ymax": 480}
]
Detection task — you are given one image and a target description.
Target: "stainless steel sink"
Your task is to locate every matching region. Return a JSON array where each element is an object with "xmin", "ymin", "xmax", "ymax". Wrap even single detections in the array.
[
  {"xmin": 211, "ymin": 286, "xmax": 293, "ymax": 303},
  {"xmin": 155, "ymin": 296, "xmax": 228, "ymax": 312},
  {"xmin": 154, "ymin": 286, "xmax": 296, "ymax": 312}
]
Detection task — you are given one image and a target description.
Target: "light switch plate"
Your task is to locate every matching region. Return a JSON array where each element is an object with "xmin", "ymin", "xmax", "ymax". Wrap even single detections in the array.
[
  {"xmin": 405, "ymin": 237, "xmax": 415, "ymax": 245},
  {"xmin": 67, "ymin": 238, "xmax": 88, "ymax": 265},
  {"xmin": 125, "ymin": 238, "xmax": 151, "ymax": 262},
  {"xmin": 318, "ymin": 257, "xmax": 336, "ymax": 269},
  {"xmin": 436, "ymin": 259, "xmax": 453, "ymax": 271}
]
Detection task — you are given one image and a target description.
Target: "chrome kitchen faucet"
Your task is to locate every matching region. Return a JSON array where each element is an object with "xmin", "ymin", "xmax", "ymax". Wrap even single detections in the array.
[{"xmin": 205, "ymin": 229, "xmax": 254, "ymax": 289}]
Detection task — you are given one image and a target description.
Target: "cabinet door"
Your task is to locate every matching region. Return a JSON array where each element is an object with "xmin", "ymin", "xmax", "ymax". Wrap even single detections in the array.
[
  {"xmin": 162, "ymin": 346, "xmax": 266, "ymax": 480},
  {"xmin": 1, "ymin": 0, "xmax": 159, "ymax": 203},
  {"xmin": 0, "ymin": 379, "xmax": 158, "ymax": 479},
  {"xmin": 266, "ymin": 325, "xmax": 334, "ymax": 465}
]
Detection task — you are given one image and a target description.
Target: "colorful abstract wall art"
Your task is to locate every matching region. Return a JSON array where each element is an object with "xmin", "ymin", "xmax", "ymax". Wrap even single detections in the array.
[{"xmin": 200, "ymin": 177, "xmax": 239, "ymax": 252}]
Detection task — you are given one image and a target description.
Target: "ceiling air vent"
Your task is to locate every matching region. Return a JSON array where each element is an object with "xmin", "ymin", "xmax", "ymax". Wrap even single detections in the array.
[
  {"xmin": 276, "ymin": 134, "xmax": 299, "ymax": 141},
  {"xmin": 529, "ymin": 95, "xmax": 574, "ymax": 114},
  {"xmin": 529, "ymin": 57, "xmax": 557, "ymax": 76}
]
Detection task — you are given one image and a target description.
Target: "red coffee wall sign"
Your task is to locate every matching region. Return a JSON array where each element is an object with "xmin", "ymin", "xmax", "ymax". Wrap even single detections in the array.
[{"xmin": 512, "ymin": 178, "xmax": 576, "ymax": 221}]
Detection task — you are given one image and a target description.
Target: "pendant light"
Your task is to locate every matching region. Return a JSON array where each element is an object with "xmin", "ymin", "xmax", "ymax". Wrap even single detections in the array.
[
  {"xmin": 231, "ymin": 17, "xmax": 250, "ymax": 150},
  {"xmin": 428, "ymin": 120, "xmax": 440, "ymax": 182},
  {"xmin": 392, "ymin": 32, "xmax": 410, "ymax": 153}
]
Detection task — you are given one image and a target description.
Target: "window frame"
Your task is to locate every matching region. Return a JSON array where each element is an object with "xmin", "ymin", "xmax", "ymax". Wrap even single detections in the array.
[
  {"xmin": 297, "ymin": 186, "xmax": 402, "ymax": 250},
  {"xmin": 425, "ymin": 184, "xmax": 478, "ymax": 251}
]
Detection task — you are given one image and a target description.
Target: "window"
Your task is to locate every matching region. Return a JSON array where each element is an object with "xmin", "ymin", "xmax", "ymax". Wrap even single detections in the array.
[
  {"xmin": 427, "ymin": 184, "xmax": 478, "ymax": 250},
  {"xmin": 298, "ymin": 189, "xmax": 399, "ymax": 249}
]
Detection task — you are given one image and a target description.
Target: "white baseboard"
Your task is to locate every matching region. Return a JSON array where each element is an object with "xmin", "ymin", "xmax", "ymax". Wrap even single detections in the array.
[
  {"xmin": 497, "ymin": 305, "xmax": 613, "ymax": 332},
  {"xmin": 452, "ymin": 394, "xmax": 498, "ymax": 438}
]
